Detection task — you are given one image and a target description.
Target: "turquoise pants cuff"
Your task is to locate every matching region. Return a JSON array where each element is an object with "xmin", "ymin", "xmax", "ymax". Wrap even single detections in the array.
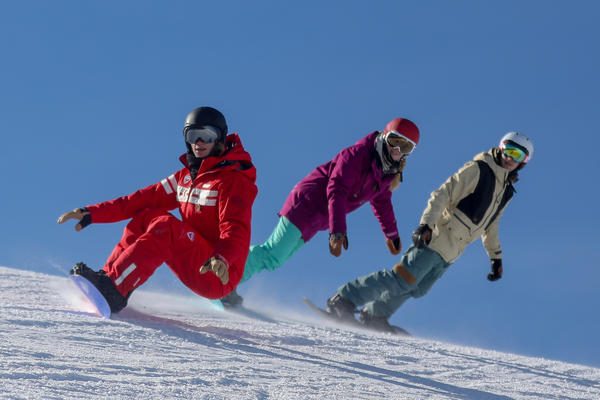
[{"xmin": 241, "ymin": 216, "xmax": 305, "ymax": 283}]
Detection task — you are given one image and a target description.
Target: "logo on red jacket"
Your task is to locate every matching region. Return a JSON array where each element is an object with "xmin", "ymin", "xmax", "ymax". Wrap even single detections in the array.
[
  {"xmin": 187, "ymin": 232, "xmax": 195, "ymax": 241},
  {"xmin": 183, "ymin": 175, "xmax": 192, "ymax": 185}
]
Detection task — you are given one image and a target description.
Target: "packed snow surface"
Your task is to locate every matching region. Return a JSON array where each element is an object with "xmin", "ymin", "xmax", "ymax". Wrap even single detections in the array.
[{"xmin": 1, "ymin": 266, "xmax": 599, "ymax": 399}]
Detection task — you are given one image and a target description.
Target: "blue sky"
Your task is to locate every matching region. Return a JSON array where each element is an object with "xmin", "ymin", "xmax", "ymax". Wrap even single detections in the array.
[{"xmin": 1, "ymin": 1, "xmax": 599, "ymax": 366}]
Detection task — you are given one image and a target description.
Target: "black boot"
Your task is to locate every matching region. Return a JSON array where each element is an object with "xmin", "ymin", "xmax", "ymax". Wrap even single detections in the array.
[
  {"xmin": 71, "ymin": 262, "xmax": 129, "ymax": 314},
  {"xmin": 358, "ymin": 309, "xmax": 395, "ymax": 333},
  {"xmin": 220, "ymin": 289, "xmax": 244, "ymax": 309},
  {"xmin": 326, "ymin": 294, "xmax": 356, "ymax": 321}
]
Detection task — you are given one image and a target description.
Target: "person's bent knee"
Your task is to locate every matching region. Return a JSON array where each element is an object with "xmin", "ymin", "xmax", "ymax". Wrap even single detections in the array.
[{"xmin": 393, "ymin": 263, "xmax": 416, "ymax": 285}]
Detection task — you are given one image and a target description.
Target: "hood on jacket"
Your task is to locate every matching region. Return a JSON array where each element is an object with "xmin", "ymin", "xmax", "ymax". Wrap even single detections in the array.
[{"xmin": 374, "ymin": 132, "xmax": 403, "ymax": 175}]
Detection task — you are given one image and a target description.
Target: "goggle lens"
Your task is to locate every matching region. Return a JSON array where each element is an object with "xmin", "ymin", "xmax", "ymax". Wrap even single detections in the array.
[
  {"xmin": 502, "ymin": 143, "xmax": 528, "ymax": 163},
  {"xmin": 386, "ymin": 131, "xmax": 415, "ymax": 154},
  {"xmin": 186, "ymin": 126, "xmax": 220, "ymax": 144}
]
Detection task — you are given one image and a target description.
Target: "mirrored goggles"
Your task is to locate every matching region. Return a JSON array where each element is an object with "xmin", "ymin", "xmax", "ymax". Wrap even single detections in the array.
[
  {"xmin": 386, "ymin": 131, "xmax": 416, "ymax": 154},
  {"xmin": 185, "ymin": 126, "xmax": 220, "ymax": 144},
  {"xmin": 502, "ymin": 143, "xmax": 528, "ymax": 163}
]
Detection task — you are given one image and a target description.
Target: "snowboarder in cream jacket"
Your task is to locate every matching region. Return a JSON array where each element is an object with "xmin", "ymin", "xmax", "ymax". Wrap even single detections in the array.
[{"xmin": 326, "ymin": 132, "xmax": 534, "ymax": 332}]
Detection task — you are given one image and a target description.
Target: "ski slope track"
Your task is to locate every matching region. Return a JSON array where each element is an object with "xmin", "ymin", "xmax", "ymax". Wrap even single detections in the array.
[{"xmin": 1, "ymin": 266, "xmax": 598, "ymax": 399}]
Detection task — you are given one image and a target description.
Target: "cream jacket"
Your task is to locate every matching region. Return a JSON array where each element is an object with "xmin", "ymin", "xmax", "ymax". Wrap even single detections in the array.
[{"xmin": 420, "ymin": 150, "xmax": 515, "ymax": 263}]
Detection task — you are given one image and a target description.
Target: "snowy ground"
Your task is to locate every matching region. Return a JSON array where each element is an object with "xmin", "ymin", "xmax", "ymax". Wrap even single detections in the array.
[{"xmin": 1, "ymin": 266, "xmax": 599, "ymax": 400}]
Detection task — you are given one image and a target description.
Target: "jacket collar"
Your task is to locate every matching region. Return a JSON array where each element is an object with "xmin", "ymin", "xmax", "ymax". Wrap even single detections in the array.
[
  {"xmin": 475, "ymin": 149, "xmax": 518, "ymax": 184},
  {"xmin": 179, "ymin": 133, "xmax": 255, "ymax": 177}
]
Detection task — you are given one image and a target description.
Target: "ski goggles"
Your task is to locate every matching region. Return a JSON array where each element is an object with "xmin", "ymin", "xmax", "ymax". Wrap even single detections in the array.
[
  {"xmin": 185, "ymin": 126, "xmax": 221, "ymax": 144},
  {"xmin": 386, "ymin": 131, "xmax": 416, "ymax": 155},
  {"xmin": 501, "ymin": 142, "xmax": 529, "ymax": 163}
]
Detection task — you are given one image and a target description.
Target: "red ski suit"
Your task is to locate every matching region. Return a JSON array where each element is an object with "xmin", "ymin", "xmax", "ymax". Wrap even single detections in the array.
[{"xmin": 85, "ymin": 134, "xmax": 257, "ymax": 299}]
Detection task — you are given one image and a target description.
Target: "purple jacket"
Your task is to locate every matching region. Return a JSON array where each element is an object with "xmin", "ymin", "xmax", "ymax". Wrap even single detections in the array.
[{"xmin": 280, "ymin": 131, "xmax": 400, "ymax": 242}]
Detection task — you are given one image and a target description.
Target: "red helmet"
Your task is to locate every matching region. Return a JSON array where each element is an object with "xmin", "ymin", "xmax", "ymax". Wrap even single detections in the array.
[{"xmin": 384, "ymin": 118, "xmax": 420, "ymax": 146}]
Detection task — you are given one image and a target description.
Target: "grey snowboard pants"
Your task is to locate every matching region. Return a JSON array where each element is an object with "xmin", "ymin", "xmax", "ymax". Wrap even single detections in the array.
[{"xmin": 337, "ymin": 246, "xmax": 450, "ymax": 318}]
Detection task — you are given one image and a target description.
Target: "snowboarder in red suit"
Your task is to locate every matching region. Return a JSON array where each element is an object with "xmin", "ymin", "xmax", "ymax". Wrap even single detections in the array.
[{"xmin": 58, "ymin": 106, "xmax": 258, "ymax": 313}]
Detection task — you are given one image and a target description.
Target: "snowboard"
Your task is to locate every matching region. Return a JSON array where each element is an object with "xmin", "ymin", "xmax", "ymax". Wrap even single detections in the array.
[
  {"xmin": 68, "ymin": 275, "xmax": 111, "ymax": 319},
  {"xmin": 303, "ymin": 298, "xmax": 410, "ymax": 336}
]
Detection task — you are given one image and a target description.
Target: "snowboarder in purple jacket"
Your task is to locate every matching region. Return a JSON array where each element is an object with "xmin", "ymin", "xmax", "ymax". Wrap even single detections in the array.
[{"xmin": 220, "ymin": 118, "xmax": 420, "ymax": 308}]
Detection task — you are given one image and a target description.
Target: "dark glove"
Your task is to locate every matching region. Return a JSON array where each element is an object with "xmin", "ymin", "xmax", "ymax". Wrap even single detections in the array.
[
  {"xmin": 411, "ymin": 224, "xmax": 432, "ymax": 248},
  {"xmin": 329, "ymin": 233, "xmax": 348, "ymax": 257},
  {"xmin": 386, "ymin": 237, "xmax": 402, "ymax": 255},
  {"xmin": 487, "ymin": 259, "xmax": 503, "ymax": 282},
  {"xmin": 57, "ymin": 207, "xmax": 92, "ymax": 232}
]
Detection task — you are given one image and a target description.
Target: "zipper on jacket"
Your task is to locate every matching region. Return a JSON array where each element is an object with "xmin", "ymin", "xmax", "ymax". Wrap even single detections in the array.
[{"xmin": 453, "ymin": 212, "xmax": 472, "ymax": 233}]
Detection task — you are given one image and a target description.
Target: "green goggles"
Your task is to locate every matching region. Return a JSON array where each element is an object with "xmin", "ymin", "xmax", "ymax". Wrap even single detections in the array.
[{"xmin": 502, "ymin": 142, "xmax": 529, "ymax": 163}]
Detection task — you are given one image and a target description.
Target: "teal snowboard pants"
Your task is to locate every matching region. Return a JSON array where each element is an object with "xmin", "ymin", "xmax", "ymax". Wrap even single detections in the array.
[
  {"xmin": 241, "ymin": 216, "xmax": 305, "ymax": 282},
  {"xmin": 337, "ymin": 245, "xmax": 450, "ymax": 318}
]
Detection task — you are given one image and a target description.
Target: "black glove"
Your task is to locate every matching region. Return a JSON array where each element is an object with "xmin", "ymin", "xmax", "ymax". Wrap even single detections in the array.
[
  {"xmin": 411, "ymin": 224, "xmax": 432, "ymax": 248},
  {"xmin": 487, "ymin": 259, "xmax": 503, "ymax": 281},
  {"xmin": 386, "ymin": 237, "xmax": 402, "ymax": 255}
]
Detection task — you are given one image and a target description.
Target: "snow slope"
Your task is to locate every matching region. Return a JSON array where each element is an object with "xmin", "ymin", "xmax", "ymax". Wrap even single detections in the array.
[{"xmin": 1, "ymin": 266, "xmax": 599, "ymax": 400}]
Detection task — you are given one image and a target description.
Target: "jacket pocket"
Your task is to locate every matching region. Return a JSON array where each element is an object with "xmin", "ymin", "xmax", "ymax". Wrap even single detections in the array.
[{"xmin": 445, "ymin": 214, "xmax": 471, "ymax": 245}]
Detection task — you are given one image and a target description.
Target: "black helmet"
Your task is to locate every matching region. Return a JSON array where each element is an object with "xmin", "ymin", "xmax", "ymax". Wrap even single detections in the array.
[{"xmin": 183, "ymin": 106, "xmax": 228, "ymax": 142}]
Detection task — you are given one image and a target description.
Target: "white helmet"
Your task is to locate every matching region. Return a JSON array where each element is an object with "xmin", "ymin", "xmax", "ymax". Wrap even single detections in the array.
[{"xmin": 499, "ymin": 131, "xmax": 534, "ymax": 163}]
